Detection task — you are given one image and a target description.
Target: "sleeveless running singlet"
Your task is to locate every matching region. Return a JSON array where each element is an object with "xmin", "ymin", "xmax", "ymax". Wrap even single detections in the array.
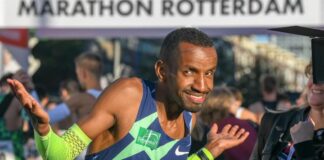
[{"xmin": 85, "ymin": 80, "xmax": 193, "ymax": 160}]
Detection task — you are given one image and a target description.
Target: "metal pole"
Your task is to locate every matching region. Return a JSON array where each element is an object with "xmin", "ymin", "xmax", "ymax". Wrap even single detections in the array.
[{"xmin": 113, "ymin": 40, "xmax": 122, "ymax": 80}]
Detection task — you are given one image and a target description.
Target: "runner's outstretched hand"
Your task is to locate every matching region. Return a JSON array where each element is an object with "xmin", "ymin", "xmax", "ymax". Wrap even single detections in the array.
[
  {"xmin": 205, "ymin": 124, "xmax": 249, "ymax": 158},
  {"xmin": 7, "ymin": 79, "xmax": 50, "ymax": 136}
]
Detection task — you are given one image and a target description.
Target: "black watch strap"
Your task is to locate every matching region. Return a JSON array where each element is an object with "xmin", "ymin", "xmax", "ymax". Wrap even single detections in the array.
[{"xmin": 197, "ymin": 149, "xmax": 210, "ymax": 160}]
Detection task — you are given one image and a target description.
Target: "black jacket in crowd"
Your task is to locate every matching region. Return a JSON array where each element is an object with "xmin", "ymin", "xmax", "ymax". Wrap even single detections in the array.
[{"xmin": 250, "ymin": 106, "xmax": 324, "ymax": 160}]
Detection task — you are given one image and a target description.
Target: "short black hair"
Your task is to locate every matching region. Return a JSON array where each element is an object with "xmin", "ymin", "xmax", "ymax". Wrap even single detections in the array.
[
  {"xmin": 260, "ymin": 75, "xmax": 277, "ymax": 93},
  {"xmin": 159, "ymin": 28, "xmax": 214, "ymax": 65}
]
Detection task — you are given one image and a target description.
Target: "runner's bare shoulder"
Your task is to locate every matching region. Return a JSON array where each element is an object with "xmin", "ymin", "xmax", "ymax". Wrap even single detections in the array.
[{"xmin": 93, "ymin": 77, "xmax": 143, "ymax": 113}]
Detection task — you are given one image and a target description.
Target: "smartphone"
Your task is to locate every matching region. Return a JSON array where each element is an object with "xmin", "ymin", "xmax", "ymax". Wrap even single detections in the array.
[{"xmin": 311, "ymin": 38, "xmax": 324, "ymax": 84}]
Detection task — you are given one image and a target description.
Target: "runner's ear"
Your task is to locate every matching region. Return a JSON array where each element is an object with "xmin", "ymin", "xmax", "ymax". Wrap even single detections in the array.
[{"xmin": 155, "ymin": 60, "xmax": 166, "ymax": 82}]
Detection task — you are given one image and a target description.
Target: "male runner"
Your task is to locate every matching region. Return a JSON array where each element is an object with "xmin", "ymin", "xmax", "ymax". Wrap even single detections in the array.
[{"xmin": 9, "ymin": 28, "xmax": 249, "ymax": 160}]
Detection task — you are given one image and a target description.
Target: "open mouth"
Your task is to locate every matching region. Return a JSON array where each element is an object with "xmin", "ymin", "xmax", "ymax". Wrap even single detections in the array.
[{"xmin": 186, "ymin": 94, "xmax": 205, "ymax": 104}]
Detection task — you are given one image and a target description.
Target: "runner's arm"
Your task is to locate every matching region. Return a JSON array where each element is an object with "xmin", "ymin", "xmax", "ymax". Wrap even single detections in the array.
[
  {"xmin": 34, "ymin": 78, "xmax": 140, "ymax": 159},
  {"xmin": 34, "ymin": 124, "xmax": 91, "ymax": 160}
]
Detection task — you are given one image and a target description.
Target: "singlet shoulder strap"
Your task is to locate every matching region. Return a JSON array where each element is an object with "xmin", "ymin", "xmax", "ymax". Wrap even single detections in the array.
[
  {"xmin": 135, "ymin": 80, "xmax": 157, "ymax": 121},
  {"xmin": 183, "ymin": 111, "xmax": 193, "ymax": 134}
]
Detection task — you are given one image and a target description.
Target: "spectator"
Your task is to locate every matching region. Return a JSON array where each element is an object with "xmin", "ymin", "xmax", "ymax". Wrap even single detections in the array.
[
  {"xmin": 200, "ymin": 87, "xmax": 258, "ymax": 160},
  {"xmin": 250, "ymin": 63, "xmax": 324, "ymax": 160},
  {"xmin": 0, "ymin": 73, "xmax": 14, "ymax": 116},
  {"xmin": 277, "ymin": 93, "xmax": 293, "ymax": 111},
  {"xmin": 57, "ymin": 79, "xmax": 82, "ymax": 130},
  {"xmin": 0, "ymin": 70, "xmax": 36, "ymax": 160},
  {"xmin": 47, "ymin": 53, "xmax": 102, "ymax": 125},
  {"xmin": 229, "ymin": 87, "xmax": 260, "ymax": 124},
  {"xmin": 249, "ymin": 75, "xmax": 280, "ymax": 119}
]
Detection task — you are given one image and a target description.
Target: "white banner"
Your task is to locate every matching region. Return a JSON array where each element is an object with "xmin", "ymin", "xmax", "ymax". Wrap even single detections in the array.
[{"xmin": 0, "ymin": 0, "xmax": 323, "ymax": 28}]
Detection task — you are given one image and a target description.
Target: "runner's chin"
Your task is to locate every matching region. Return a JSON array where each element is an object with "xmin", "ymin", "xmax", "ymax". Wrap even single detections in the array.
[{"xmin": 182, "ymin": 102, "xmax": 203, "ymax": 113}]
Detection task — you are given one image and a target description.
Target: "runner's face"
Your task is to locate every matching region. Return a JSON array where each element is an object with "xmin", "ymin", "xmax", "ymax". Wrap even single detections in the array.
[{"xmin": 166, "ymin": 42, "xmax": 217, "ymax": 112}]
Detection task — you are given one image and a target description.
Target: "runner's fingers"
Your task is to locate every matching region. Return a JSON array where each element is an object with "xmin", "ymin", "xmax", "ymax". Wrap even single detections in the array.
[
  {"xmin": 30, "ymin": 100, "xmax": 39, "ymax": 112},
  {"xmin": 8, "ymin": 79, "xmax": 24, "ymax": 95},
  {"xmin": 208, "ymin": 123, "xmax": 218, "ymax": 135},
  {"xmin": 228, "ymin": 125, "xmax": 239, "ymax": 136},
  {"xmin": 221, "ymin": 124, "xmax": 232, "ymax": 134},
  {"xmin": 235, "ymin": 128, "xmax": 246, "ymax": 139},
  {"xmin": 7, "ymin": 79, "xmax": 17, "ymax": 93},
  {"xmin": 238, "ymin": 132, "xmax": 250, "ymax": 142}
]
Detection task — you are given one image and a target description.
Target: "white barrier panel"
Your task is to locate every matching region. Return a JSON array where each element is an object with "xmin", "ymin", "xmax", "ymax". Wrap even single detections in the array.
[{"xmin": 0, "ymin": 0, "xmax": 323, "ymax": 28}]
